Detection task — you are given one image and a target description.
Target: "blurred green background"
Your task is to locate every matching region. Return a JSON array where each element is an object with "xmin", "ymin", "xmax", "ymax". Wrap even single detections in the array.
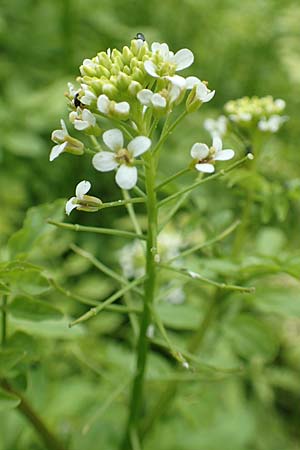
[{"xmin": 1, "ymin": 0, "xmax": 300, "ymax": 449}]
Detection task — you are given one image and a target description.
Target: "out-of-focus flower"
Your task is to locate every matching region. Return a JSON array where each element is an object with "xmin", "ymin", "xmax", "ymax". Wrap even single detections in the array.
[
  {"xmin": 204, "ymin": 115, "xmax": 228, "ymax": 138},
  {"xmin": 258, "ymin": 115, "xmax": 288, "ymax": 132}
]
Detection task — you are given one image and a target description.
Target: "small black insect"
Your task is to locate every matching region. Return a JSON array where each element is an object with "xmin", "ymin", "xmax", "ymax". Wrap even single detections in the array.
[
  {"xmin": 135, "ymin": 32, "xmax": 146, "ymax": 42},
  {"xmin": 74, "ymin": 92, "xmax": 83, "ymax": 108}
]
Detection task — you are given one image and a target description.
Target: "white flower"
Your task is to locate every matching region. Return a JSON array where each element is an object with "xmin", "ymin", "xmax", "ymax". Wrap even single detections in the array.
[
  {"xmin": 65, "ymin": 180, "xmax": 102, "ymax": 215},
  {"xmin": 50, "ymin": 119, "xmax": 84, "ymax": 161},
  {"xmin": 144, "ymin": 42, "xmax": 194, "ymax": 78},
  {"xmin": 191, "ymin": 136, "xmax": 234, "ymax": 173},
  {"xmin": 194, "ymin": 81, "xmax": 215, "ymax": 103},
  {"xmin": 69, "ymin": 108, "xmax": 96, "ymax": 131},
  {"xmin": 137, "ymin": 89, "xmax": 167, "ymax": 109},
  {"xmin": 67, "ymin": 82, "xmax": 77, "ymax": 97},
  {"xmin": 258, "ymin": 115, "xmax": 287, "ymax": 133},
  {"xmin": 92, "ymin": 129, "xmax": 151, "ymax": 190},
  {"xmin": 204, "ymin": 116, "xmax": 227, "ymax": 138},
  {"xmin": 80, "ymin": 85, "xmax": 97, "ymax": 106},
  {"xmin": 97, "ymin": 94, "xmax": 130, "ymax": 119}
]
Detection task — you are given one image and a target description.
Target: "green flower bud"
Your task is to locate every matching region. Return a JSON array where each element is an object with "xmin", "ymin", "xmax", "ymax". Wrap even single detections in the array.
[
  {"xmin": 128, "ymin": 80, "xmax": 142, "ymax": 96},
  {"xmin": 116, "ymin": 72, "xmax": 131, "ymax": 91},
  {"xmin": 122, "ymin": 46, "xmax": 133, "ymax": 64},
  {"xmin": 97, "ymin": 52, "xmax": 112, "ymax": 69}
]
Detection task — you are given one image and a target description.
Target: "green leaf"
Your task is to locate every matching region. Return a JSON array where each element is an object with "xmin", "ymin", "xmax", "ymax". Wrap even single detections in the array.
[
  {"xmin": 7, "ymin": 199, "xmax": 65, "ymax": 258},
  {"xmin": 255, "ymin": 227, "xmax": 286, "ymax": 256},
  {"xmin": 225, "ymin": 314, "xmax": 279, "ymax": 362},
  {"xmin": 0, "ymin": 388, "xmax": 20, "ymax": 411},
  {"xmin": 0, "ymin": 262, "xmax": 50, "ymax": 295},
  {"xmin": 0, "ymin": 281, "xmax": 9, "ymax": 294},
  {"xmin": 9, "ymin": 295, "xmax": 62, "ymax": 321},
  {"xmin": 0, "ymin": 350, "xmax": 26, "ymax": 376},
  {"xmin": 250, "ymin": 285, "xmax": 300, "ymax": 317},
  {"xmin": 157, "ymin": 303, "xmax": 202, "ymax": 331}
]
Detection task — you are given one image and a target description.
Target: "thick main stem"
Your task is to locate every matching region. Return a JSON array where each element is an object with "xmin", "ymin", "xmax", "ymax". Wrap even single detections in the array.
[{"xmin": 121, "ymin": 152, "xmax": 158, "ymax": 449}]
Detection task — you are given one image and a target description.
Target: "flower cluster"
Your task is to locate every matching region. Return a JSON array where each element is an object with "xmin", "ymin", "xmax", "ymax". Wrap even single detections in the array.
[
  {"xmin": 50, "ymin": 36, "xmax": 220, "ymax": 214},
  {"xmin": 224, "ymin": 96, "xmax": 287, "ymax": 132}
]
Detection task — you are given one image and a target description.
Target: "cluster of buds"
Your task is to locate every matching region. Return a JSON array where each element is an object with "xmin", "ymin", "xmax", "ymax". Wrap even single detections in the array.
[{"xmin": 224, "ymin": 96, "xmax": 287, "ymax": 132}]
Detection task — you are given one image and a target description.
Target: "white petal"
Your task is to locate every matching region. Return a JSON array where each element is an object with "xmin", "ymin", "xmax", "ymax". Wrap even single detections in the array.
[
  {"xmin": 74, "ymin": 119, "xmax": 89, "ymax": 130},
  {"xmin": 128, "ymin": 136, "xmax": 151, "ymax": 157},
  {"xmin": 151, "ymin": 42, "xmax": 161, "ymax": 53},
  {"xmin": 65, "ymin": 197, "xmax": 78, "ymax": 215},
  {"xmin": 81, "ymin": 90, "xmax": 96, "ymax": 105},
  {"xmin": 92, "ymin": 151, "xmax": 118, "ymax": 172},
  {"xmin": 60, "ymin": 120, "xmax": 68, "ymax": 134},
  {"xmin": 137, "ymin": 89, "xmax": 153, "ymax": 106},
  {"xmin": 215, "ymin": 149, "xmax": 235, "ymax": 161},
  {"xmin": 212, "ymin": 136, "xmax": 222, "ymax": 152},
  {"xmin": 115, "ymin": 165, "xmax": 137, "ymax": 190},
  {"xmin": 166, "ymin": 75, "xmax": 186, "ymax": 89},
  {"xmin": 203, "ymin": 90, "xmax": 216, "ymax": 102},
  {"xmin": 144, "ymin": 60, "xmax": 159, "ymax": 78},
  {"xmin": 185, "ymin": 76, "xmax": 200, "ymax": 89},
  {"xmin": 83, "ymin": 58, "xmax": 96, "ymax": 68},
  {"xmin": 195, "ymin": 163, "xmax": 215, "ymax": 173},
  {"xmin": 49, "ymin": 142, "xmax": 67, "ymax": 161},
  {"xmin": 51, "ymin": 129, "xmax": 65, "ymax": 142},
  {"xmin": 114, "ymin": 101, "xmax": 130, "ymax": 115},
  {"xmin": 151, "ymin": 93, "xmax": 166, "ymax": 108},
  {"xmin": 159, "ymin": 43, "xmax": 171, "ymax": 60},
  {"xmin": 190, "ymin": 143, "xmax": 209, "ymax": 160},
  {"xmin": 103, "ymin": 129, "xmax": 124, "ymax": 151},
  {"xmin": 75, "ymin": 180, "xmax": 91, "ymax": 198},
  {"xmin": 97, "ymin": 94, "xmax": 110, "ymax": 114},
  {"xmin": 172, "ymin": 49, "xmax": 194, "ymax": 71},
  {"xmin": 82, "ymin": 109, "xmax": 96, "ymax": 126},
  {"xmin": 169, "ymin": 84, "xmax": 181, "ymax": 103}
]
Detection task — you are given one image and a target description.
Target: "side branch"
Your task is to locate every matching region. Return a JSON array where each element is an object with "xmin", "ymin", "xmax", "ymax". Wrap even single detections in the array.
[
  {"xmin": 69, "ymin": 276, "xmax": 146, "ymax": 327},
  {"xmin": 158, "ymin": 155, "xmax": 253, "ymax": 208},
  {"xmin": 47, "ymin": 220, "xmax": 147, "ymax": 241},
  {"xmin": 159, "ymin": 263, "xmax": 255, "ymax": 293}
]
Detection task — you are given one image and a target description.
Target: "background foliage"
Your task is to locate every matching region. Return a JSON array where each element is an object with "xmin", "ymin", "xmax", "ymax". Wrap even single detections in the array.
[{"xmin": 1, "ymin": 0, "xmax": 300, "ymax": 449}]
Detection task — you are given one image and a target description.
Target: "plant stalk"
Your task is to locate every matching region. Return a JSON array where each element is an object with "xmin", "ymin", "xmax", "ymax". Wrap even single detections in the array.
[{"xmin": 121, "ymin": 151, "xmax": 158, "ymax": 449}]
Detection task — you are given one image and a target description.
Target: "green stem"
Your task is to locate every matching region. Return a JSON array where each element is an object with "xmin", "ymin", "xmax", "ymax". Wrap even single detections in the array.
[
  {"xmin": 121, "ymin": 151, "xmax": 158, "ymax": 449},
  {"xmin": 47, "ymin": 220, "xmax": 146, "ymax": 241},
  {"xmin": 159, "ymin": 263, "xmax": 254, "ymax": 293},
  {"xmin": 168, "ymin": 219, "xmax": 241, "ymax": 262},
  {"xmin": 142, "ymin": 289, "xmax": 221, "ymax": 438},
  {"xmin": 70, "ymin": 244, "xmax": 143, "ymax": 296},
  {"xmin": 70, "ymin": 276, "xmax": 145, "ymax": 327},
  {"xmin": 122, "ymin": 190, "xmax": 143, "ymax": 236},
  {"xmin": 1, "ymin": 295, "xmax": 7, "ymax": 346},
  {"xmin": 155, "ymin": 167, "xmax": 191, "ymax": 192},
  {"xmin": 100, "ymin": 197, "xmax": 145, "ymax": 210},
  {"xmin": 49, "ymin": 278, "xmax": 141, "ymax": 313},
  {"xmin": 153, "ymin": 110, "xmax": 187, "ymax": 156},
  {"xmin": 158, "ymin": 155, "xmax": 253, "ymax": 208},
  {"xmin": 0, "ymin": 379, "xmax": 66, "ymax": 450}
]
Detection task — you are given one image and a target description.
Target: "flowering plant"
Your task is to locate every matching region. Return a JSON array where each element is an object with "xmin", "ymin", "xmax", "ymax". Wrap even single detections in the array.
[{"xmin": 46, "ymin": 34, "xmax": 284, "ymax": 450}]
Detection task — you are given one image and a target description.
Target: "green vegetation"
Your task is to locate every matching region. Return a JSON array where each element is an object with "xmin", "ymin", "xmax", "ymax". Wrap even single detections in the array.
[{"xmin": 1, "ymin": 1, "xmax": 300, "ymax": 449}]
